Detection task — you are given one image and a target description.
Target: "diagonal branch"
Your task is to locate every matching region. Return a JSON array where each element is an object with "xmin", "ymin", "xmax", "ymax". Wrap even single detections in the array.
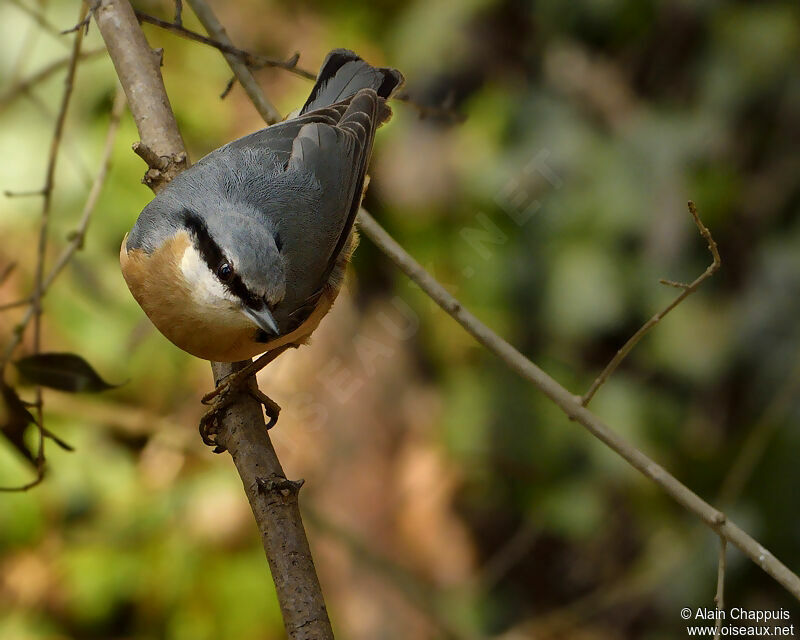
[
  {"xmin": 134, "ymin": 9, "xmax": 464, "ymax": 123},
  {"xmin": 355, "ymin": 209, "xmax": 800, "ymax": 601},
  {"xmin": 91, "ymin": 1, "xmax": 333, "ymax": 637},
  {"xmin": 581, "ymin": 200, "xmax": 721, "ymax": 406},
  {"xmin": 134, "ymin": 11, "xmax": 314, "ymax": 79},
  {"xmin": 0, "ymin": 49, "xmax": 105, "ymax": 115},
  {"xmin": 185, "ymin": 0, "xmax": 282, "ymax": 124}
]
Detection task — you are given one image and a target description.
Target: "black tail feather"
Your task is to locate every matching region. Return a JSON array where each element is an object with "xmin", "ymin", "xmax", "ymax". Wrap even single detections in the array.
[{"xmin": 300, "ymin": 49, "xmax": 403, "ymax": 115}]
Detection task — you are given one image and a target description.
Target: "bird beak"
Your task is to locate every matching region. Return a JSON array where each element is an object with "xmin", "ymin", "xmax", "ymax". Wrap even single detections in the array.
[{"xmin": 243, "ymin": 305, "xmax": 280, "ymax": 337}]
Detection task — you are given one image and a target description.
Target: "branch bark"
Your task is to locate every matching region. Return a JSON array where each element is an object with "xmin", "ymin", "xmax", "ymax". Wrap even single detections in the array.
[{"xmin": 93, "ymin": 1, "xmax": 333, "ymax": 637}]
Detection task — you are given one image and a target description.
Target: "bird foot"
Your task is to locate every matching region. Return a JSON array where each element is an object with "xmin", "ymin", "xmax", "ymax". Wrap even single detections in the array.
[{"xmin": 199, "ymin": 370, "xmax": 282, "ymax": 453}]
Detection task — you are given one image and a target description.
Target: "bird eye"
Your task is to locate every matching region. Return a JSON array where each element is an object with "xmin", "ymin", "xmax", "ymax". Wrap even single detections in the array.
[{"xmin": 216, "ymin": 260, "xmax": 233, "ymax": 282}]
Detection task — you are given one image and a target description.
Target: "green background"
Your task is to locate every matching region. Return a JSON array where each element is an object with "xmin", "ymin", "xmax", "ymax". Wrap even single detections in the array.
[{"xmin": 1, "ymin": 0, "xmax": 799, "ymax": 638}]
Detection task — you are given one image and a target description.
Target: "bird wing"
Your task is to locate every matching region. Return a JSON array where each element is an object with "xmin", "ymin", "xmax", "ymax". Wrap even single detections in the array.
[{"xmin": 203, "ymin": 89, "xmax": 383, "ymax": 331}]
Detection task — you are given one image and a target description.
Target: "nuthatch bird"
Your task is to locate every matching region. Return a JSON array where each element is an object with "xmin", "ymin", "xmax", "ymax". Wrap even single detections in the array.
[{"xmin": 121, "ymin": 50, "xmax": 403, "ymax": 367}]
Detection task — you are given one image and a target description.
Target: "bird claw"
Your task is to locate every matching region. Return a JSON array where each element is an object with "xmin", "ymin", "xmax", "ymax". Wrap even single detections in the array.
[
  {"xmin": 199, "ymin": 391, "xmax": 235, "ymax": 453},
  {"xmin": 198, "ymin": 370, "xmax": 283, "ymax": 452},
  {"xmin": 248, "ymin": 387, "xmax": 282, "ymax": 429}
]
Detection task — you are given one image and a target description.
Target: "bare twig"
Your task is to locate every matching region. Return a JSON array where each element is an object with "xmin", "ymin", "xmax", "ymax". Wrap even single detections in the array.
[
  {"xmin": 92, "ymin": 2, "xmax": 334, "ymax": 636},
  {"xmin": 173, "ymin": 0, "xmax": 183, "ymax": 27},
  {"xmin": 219, "ymin": 75, "xmax": 236, "ymax": 99},
  {"xmin": 7, "ymin": 6, "xmax": 42, "ymax": 87},
  {"xmin": 133, "ymin": 11, "xmax": 315, "ymax": 79},
  {"xmin": 0, "ymin": 298, "xmax": 30, "ymax": 312},
  {"xmin": 0, "ymin": 49, "xmax": 105, "ymax": 113},
  {"xmin": 0, "ymin": 263, "xmax": 16, "ymax": 286},
  {"xmin": 31, "ymin": 2, "xmax": 87, "ymax": 354},
  {"xmin": 42, "ymin": 86, "xmax": 126, "ymax": 290},
  {"xmin": 3, "ymin": 189, "xmax": 45, "ymax": 198},
  {"xmin": 355, "ymin": 209, "xmax": 800, "ymax": 600},
  {"xmin": 135, "ymin": 8, "xmax": 463, "ymax": 124},
  {"xmin": 61, "ymin": 11, "xmax": 94, "ymax": 35},
  {"xmin": 131, "ymin": 141, "xmax": 169, "ymax": 171},
  {"xmin": 713, "ymin": 536, "xmax": 727, "ymax": 640},
  {"xmin": 0, "ymin": 2, "xmax": 88, "ymax": 492},
  {"xmin": 305, "ymin": 507, "xmax": 482, "ymax": 640},
  {"xmin": 6, "ymin": 0, "xmax": 71, "ymax": 45},
  {"xmin": 717, "ymin": 346, "xmax": 800, "ymax": 506},
  {"xmin": 581, "ymin": 201, "xmax": 720, "ymax": 406},
  {"xmin": 185, "ymin": 0, "xmax": 282, "ymax": 124},
  {"xmin": 22, "ymin": 3, "xmax": 87, "ymax": 492}
]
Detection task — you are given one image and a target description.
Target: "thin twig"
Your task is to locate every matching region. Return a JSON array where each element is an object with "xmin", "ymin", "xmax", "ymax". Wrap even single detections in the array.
[
  {"xmin": 31, "ymin": 2, "xmax": 88, "ymax": 362},
  {"xmin": 219, "ymin": 75, "xmax": 236, "ymax": 99},
  {"xmin": 7, "ymin": 6, "xmax": 42, "ymax": 87},
  {"xmin": 6, "ymin": 0, "xmax": 71, "ymax": 45},
  {"xmin": 135, "ymin": 9, "xmax": 464, "ymax": 122},
  {"xmin": 717, "ymin": 345, "xmax": 800, "ymax": 506},
  {"xmin": 173, "ymin": 0, "xmax": 183, "ymax": 27},
  {"xmin": 61, "ymin": 8, "xmax": 95, "ymax": 35},
  {"xmin": 42, "ymin": 86, "xmax": 127, "ymax": 291},
  {"xmin": 0, "ymin": 263, "xmax": 17, "ymax": 286},
  {"xmin": 305, "ymin": 506, "xmax": 483, "ymax": 640},
  {"xmin": 713, "ymin": 536, "xmax": 727, "ymax": 640},
  {"xmin": 33, "ymin": 2, "xmax": 87, "ymax": 486},
  {"xmin": 581, "ymin": 201, "xmax": 720, "ymax": 406},
  {"xmin": 0, "ymin": 298, "xmax": 30, "ymax": 312},
  {"xmin": 186, "ymin": 0, "xmax": 282, "ymax": 123},
  {"xmin": 3, "ymin": 189, "xmax": 45, "ymax": 198},
  {"xmin": 355, "ymin": 209, "xmax": 800, "ymax": 601},
  {"xmin": 133, "ymin": 11, "xmax": 315, "ymax": 79},
  {"xmin": 0, "ymin": 2, "xmax": 88, "ymax": 493}
]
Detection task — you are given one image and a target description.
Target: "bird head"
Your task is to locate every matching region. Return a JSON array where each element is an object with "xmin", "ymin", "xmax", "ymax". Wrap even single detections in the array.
[{"xmin": 120, "ymin": 194, "xmax": 287, "ymax": 361}]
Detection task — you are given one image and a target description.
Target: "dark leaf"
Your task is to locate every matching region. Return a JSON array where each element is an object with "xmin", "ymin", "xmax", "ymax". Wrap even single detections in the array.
[
  {"xmin": 15, "ymin": 352, "xmax": 121, "ymax": 393},
  {"xmin": 0, "ymin": 382, "xmax": 38, "ymax": 465},
  {"xmin": 0, "ymin": 382, "xmax": 74, "ymax": 467}
]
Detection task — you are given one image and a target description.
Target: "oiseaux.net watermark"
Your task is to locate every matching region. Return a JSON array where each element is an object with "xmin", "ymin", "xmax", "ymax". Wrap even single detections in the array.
[{"xmin": 681, "ymin": 607, "xmax": 795, "ymax": 637}]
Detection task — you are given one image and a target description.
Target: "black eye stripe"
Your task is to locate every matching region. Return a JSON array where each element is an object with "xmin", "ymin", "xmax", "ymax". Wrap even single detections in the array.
[
  {"xmin": 182, "ymin": 211, "xmax": 263, "ymax": 309},
  {"xmin": 274, "ymin": 232, "xmax": 283, "ymax": 252}
]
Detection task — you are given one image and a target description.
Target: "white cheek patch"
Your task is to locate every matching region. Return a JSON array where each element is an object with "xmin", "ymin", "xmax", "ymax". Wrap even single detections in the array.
[{"xmin": 180, "ymin": 245, "xmax": 238, "ymax": 307}]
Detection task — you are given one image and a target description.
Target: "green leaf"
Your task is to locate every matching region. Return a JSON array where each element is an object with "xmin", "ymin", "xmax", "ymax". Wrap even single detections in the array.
[{"xmin": 15, "ymin": 353, "xmax": 121, "ymax": 393}]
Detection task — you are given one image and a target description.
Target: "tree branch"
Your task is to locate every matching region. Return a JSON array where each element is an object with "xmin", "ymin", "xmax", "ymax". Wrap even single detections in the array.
[
  {"xmin": 92, "ymin": 1, "xmax": 333, "ymax": 637},
  {"xmin": 713, "ymin": 536, "xmax": 727, "ymax": 640},
  {"xmin": 0, "ymin": 49, "xmax": 105, "ymax": 115},
  {"xmin": 184, "ymin": 0, "xmax": 282, "ymax": 124},
  {"xmin": 355, "ymin": 209, "xmax": 800, "ymax": 601},
  {"xmin": 134, "ymin": 8, "xmax": 464, "ymax": 123},
  {"xmin": 581, "ymin": 200, "xmax": 721, "ymax": 406},
  {"xmin": 133, "ymin": 10, "xmax": 314, "ymax": 79}
]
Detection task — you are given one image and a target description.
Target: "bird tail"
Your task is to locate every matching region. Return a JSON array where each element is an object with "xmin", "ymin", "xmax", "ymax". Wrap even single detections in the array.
[{"xmin": 300, "ymin": 49, "xmax": 404, "ymax": 115}]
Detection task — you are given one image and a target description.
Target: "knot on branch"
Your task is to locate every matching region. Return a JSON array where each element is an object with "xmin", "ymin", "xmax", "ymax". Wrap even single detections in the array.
[
  {"xmin": 132, "ymin": 141, "xmax": 188, "ymax": 191},
  {"xmin": 256, "ymin": 474, "xmax": 305, "ymax": 498}
]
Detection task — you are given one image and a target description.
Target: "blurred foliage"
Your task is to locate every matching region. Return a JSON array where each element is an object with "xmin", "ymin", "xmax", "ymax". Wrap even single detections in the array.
[{"xmin": 1, "ymin": 0, "xmax": 800, "ymax": 638}]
